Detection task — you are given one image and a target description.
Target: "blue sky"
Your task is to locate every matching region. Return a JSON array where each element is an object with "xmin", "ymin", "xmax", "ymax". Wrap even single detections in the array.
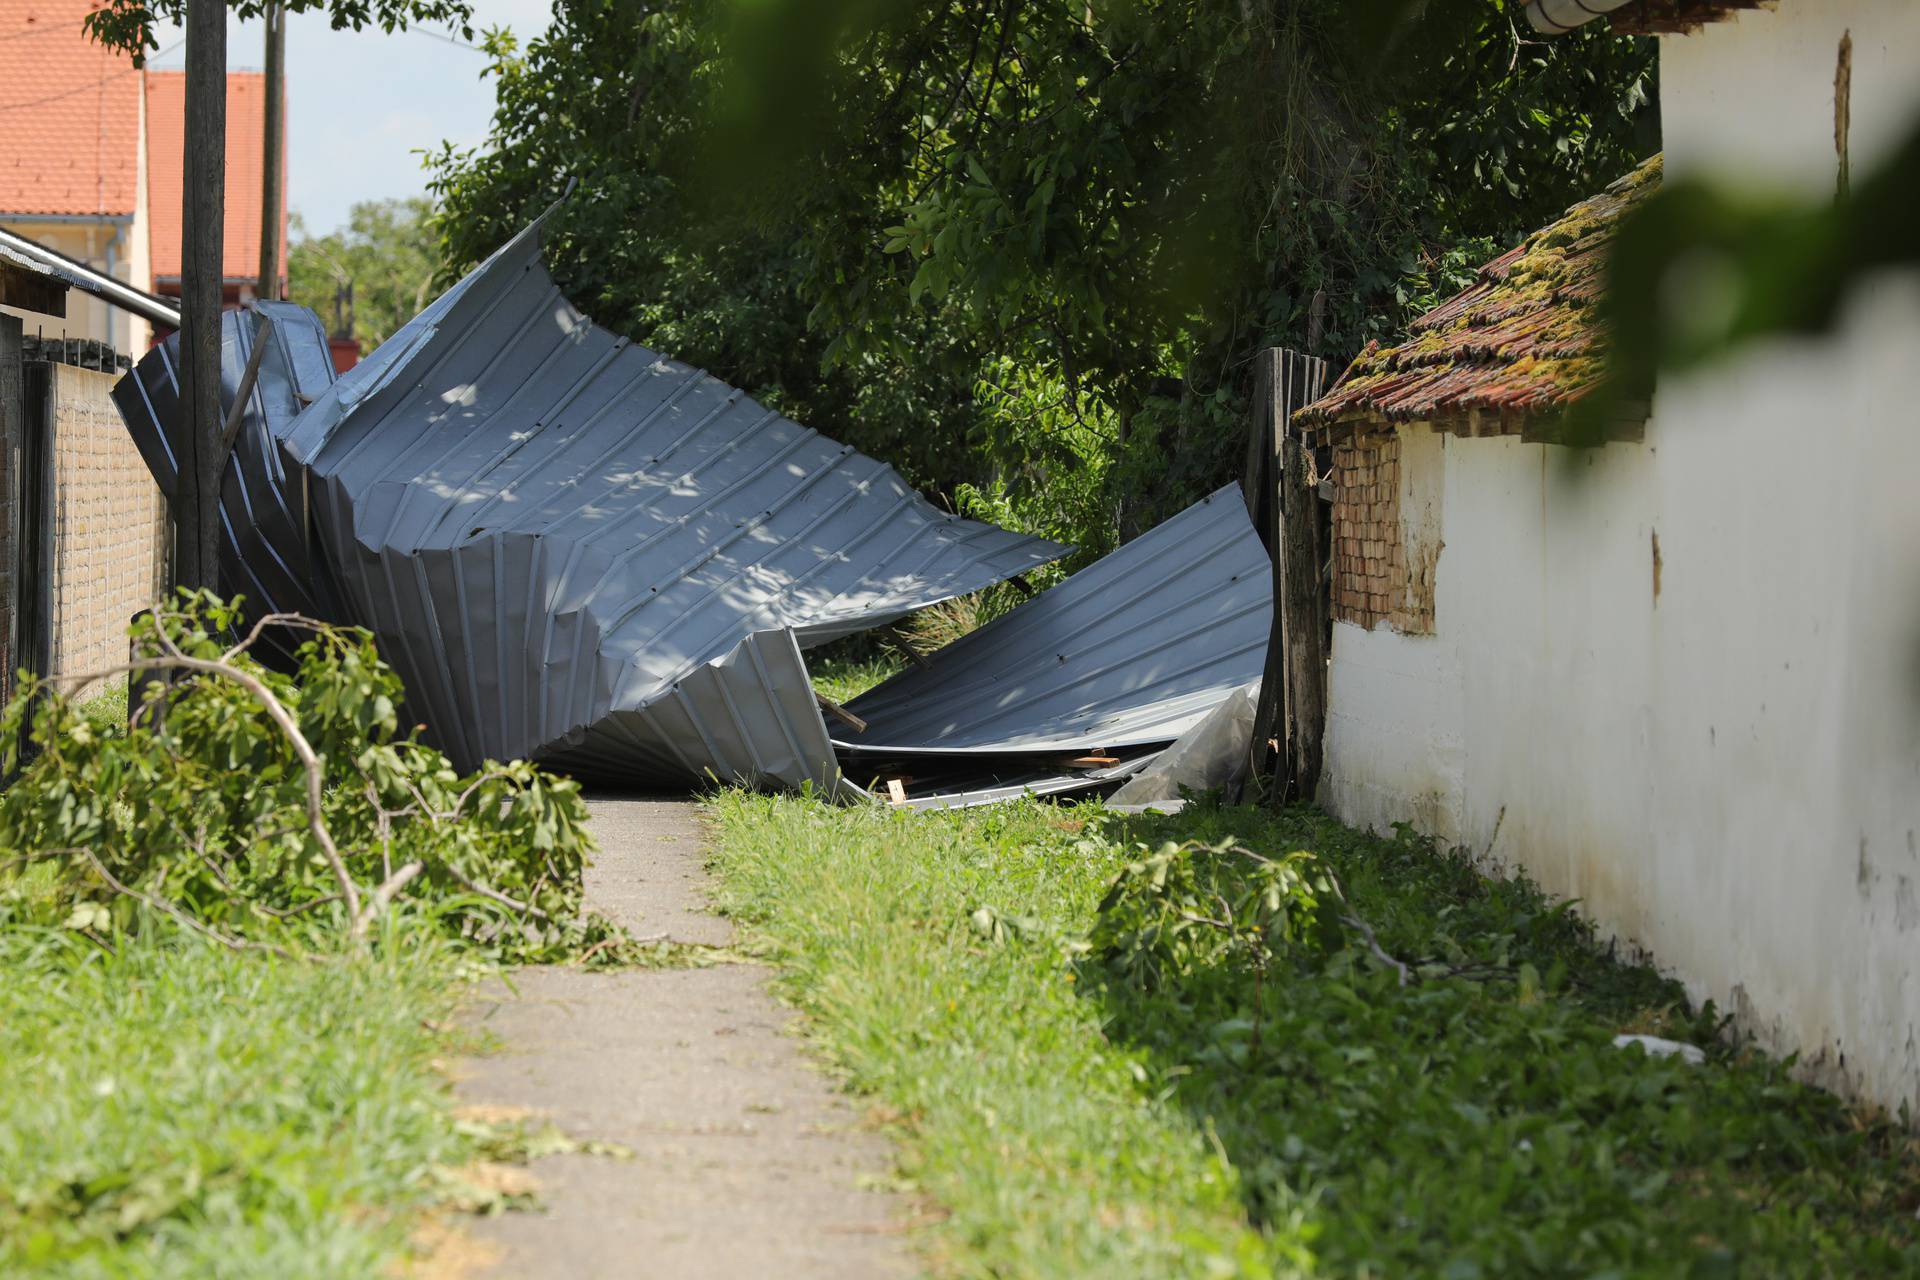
[{"xmin": 151, "ymin": 0, "xmax": 554, "ymax": 234}]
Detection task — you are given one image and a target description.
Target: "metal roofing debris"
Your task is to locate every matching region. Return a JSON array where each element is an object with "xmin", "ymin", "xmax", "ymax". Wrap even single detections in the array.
[
  {"xmin": 114, "ymin": 302, "xmax": 344, "ymax": 661},
  {"xmin": 111, "ymin": 200, "xmax": 1275, "ymax": 805},
  {"xmin": 837, "ymin": 486, "xmax": 1272, "ymax": 757},
  {"xmin": 872, "ymin": 750, "xmax": 1162, "ymax": 812},
  {"xmin": 121, "ymin": 203, "xmax": 1066, "ymax": 787}
]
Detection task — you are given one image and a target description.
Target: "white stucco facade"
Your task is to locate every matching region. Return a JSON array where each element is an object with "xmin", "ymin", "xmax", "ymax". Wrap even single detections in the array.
[{"xmin": 1322, "ymin": 0, "xmax": 1920, "ymax": 1112}]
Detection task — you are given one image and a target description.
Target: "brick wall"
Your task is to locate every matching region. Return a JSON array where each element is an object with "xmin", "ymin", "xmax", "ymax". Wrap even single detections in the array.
[
  {"xmin": 46, "ymin": 361, "xmax": 168, "ymax": 698},
  {"xmin": 1330, "ymin": 426, "xmax": 1436, "ymax": 635}
]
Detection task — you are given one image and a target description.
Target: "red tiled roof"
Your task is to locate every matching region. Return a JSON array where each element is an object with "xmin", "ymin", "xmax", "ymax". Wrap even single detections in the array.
[
  {"xmin": 146, "ymin": 68, "xmax": 286, "ymax": 284},
  {"xmin": 0, "ymin": 0, "xmax": 143, "ymax": 218},
  {"xmin": 1612, "ymin": 0, "xmax": 1776, "ymax": 35},
  {"xmin": 1298, "ymin": 155, "xmax": 1661, "ymax": 435}
]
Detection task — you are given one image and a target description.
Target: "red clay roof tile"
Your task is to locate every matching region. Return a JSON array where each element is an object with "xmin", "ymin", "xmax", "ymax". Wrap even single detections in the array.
[
  {"xmin": 1298, "ymin": 155, "xmax": 1661, "ymax": 434},
  {"xmin": 0, "ymin": 0, "xmax": 143, "ymax": 218},
  {"xmin": 1612, "ymin": 0, "xmax": 1776, "ymax": 36},
  {"xmin": 146, "ymin": 68, "xmax": 285, "ymax": 285}
]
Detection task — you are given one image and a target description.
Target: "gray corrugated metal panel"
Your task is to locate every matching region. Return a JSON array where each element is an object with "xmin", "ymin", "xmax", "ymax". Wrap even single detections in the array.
[
  {"xmin": 837, "ymin": 485, "xmax": 1271, "ymax": 756},
  {"xmin": 111, "ymin": 302, "xmax": 346, "ymax": 654},
  {"xmin": 271, "ymin": 203, "xmax": 1065, "ymax": 777},
  {"xmin": 849, "ymin": 748, "xmax": 1162, "ymax": 811},
  {"xmin": 0, "ymin": 226, "xmax": 182, "ymax": 330},
  {"xmin": 533, "ymin": 629, "xmax": 847, "ymax": 793}
]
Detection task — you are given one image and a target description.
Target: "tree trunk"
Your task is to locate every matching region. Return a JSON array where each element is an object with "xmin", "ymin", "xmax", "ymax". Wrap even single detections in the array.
[
  {"xmin": 257, "ymin": 1, "xmax": 284, "ymax": 302},
  {"xmin": 176, "ymin": 0, "xmax": 226, "ymax": 592}
]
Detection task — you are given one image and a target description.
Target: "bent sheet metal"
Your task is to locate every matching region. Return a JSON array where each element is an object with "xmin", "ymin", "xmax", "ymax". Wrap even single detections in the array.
[
  {"xmin": 112, "ymin": 202, "xmax": 1274, "ymax": 805},
  {"xmin": 831, "ymin": 485, "xmax": 1273, "ymax": 806},
  {"xmin": 114, "ymin": 205, "xmax": 1065, "ymax": 790}
]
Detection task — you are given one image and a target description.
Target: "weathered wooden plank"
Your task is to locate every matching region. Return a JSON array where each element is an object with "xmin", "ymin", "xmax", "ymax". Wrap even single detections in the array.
[
  {"xmin": 1246, "ymin": 347, "xmax": 1329, "ymax": 804},
  {"xmin": 1279, "ymin": 423, "xmax": 1328, "ymax": 800}
]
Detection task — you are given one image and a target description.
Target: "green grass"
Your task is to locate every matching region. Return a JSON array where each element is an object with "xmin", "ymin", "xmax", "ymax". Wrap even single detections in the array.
[
  {"xmin": 810, "ymin": 651, "xmax": 906, "ymax": 705},
  {"xmin": 0, "ymin": 902, "xmax": 472, "ymax": 1277},
  {"xmin": 77, "ymin": 683, "xmax": 129, "ymax": 736},
  {"xmin": 708, "ymin": 792, "xmax": 1920, "ymax": 1279}
]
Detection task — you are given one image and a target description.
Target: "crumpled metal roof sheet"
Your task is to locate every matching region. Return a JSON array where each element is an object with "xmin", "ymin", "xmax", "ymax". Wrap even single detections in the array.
[
  {"xmin": 258, "ymin": 206, "xmax": 1067, "ymax": 781},
  {"xmin": 113, "ymin": 302, "xmax": 346, "ymax": 657},
  {"xmin": 836, "ymin": 486, "xmax": 1271, "ymax": 757},
  {"xmin": 108, "ymin": 204, "xmax": 1276, "ymax": 805}
]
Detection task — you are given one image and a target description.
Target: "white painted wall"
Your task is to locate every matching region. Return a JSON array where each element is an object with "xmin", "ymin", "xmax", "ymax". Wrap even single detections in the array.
[{"xmin": 1323, "ymin": 0, "xmax": 1920, "ymax": 1113}]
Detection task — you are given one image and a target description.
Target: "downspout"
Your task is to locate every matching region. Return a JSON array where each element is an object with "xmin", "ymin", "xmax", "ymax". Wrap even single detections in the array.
[
  {"xmin": 1524, "ymin": 0, "xmax": 1633, "ymax": 34},
  {"xmin": 105, "ymin": 222, "xmax": 123, "ymax": 351}
]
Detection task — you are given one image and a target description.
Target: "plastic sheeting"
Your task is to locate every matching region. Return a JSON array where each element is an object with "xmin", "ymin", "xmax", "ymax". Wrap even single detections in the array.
[{"xmin": 1105, "ymin": 682, "xmax": 1259, "ymax": 809}]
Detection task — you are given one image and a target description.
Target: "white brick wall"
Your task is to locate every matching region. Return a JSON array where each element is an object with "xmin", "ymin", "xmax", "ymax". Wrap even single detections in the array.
[{"xmin": 47, "ymin": 362, "xmax": 169, "ymax": 700}]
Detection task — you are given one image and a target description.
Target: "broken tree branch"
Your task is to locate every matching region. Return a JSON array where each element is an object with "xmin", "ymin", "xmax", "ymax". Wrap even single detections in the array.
[{"xmin": 816, "ymin": 691, "xmax": 869, "ymax": 734}]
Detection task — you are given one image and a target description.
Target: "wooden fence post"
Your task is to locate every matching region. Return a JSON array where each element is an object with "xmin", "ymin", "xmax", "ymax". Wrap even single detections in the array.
[
  {"xmin": 176, "ymin": 0, "xmax": 227, "ymax": 593},
  {"xmin": 1245, "ymin": 347, "xmax": 1328, "ymax": 804}
]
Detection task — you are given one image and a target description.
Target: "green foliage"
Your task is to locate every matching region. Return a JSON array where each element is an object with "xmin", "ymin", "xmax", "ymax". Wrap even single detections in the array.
[
  {"xmin": 82, "ymin": 0, "xmax": 475, "ymax": 62},
  {"xmin": 708, "ymin": 791, "xmax": 1920, "ymax": 1278},
  {"xmin": 288, "ymin": 198, "xmax": 441, "ymax": 352},
  {"xmin": 0, "ymin": 593, "xmax": 614, "ymax": 962},
  {"xmin": 0, "ymin": 919, "xmax": 468, "ymax": 1275},
  {"xmin": 808, "ymin": 650, "xmax": 906, "ymax": 705},
  {"xmin": 428, "ymin": 0, "xmax": 1654, "ymax": 550},
  {"xmin": 1089, "ymin": 839, "xmax": 1341, "ymax": 993}
]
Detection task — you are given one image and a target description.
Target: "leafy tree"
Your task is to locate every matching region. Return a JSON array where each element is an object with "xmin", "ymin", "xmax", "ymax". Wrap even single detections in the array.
[
  {"xmin": 81, "ymin": 0, "xmax": 474, "ymax": 61},
  {"xmin": 429, "ymin": 0, "xmax": 1654, "ymax": 552},
  {"xmin": 289, "ymin": 197, "xmax": 441, "ymax": 352}
]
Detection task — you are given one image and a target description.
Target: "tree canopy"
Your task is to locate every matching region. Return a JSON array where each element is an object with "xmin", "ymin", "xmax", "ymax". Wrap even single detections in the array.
[
  {"xmin": 431, "ymin": 0, "xmax": 1655, "ymax": 555},
  {"xmin": 82, "ymin": 0, "xmax": 474, "ymax": 62},
  {"xmin": 288, "ymin": 198, "xmax": 440, "ymax": 352}
]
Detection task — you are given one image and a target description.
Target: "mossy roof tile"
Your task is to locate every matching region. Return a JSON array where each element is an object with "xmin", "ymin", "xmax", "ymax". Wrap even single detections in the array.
[{"xmin": 1299, "ymin": 154, "xmax": 1660, "ymax": 433}]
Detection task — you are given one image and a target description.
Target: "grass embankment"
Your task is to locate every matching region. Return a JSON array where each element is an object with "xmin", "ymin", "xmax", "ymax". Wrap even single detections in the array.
[
  {"xmin": 710, "ymin": 793, "xmax": 1920, "ymax": 1278},
  {"xmin": 0, "ymin": 885, "xmax": 470, "ymax": 1276}
]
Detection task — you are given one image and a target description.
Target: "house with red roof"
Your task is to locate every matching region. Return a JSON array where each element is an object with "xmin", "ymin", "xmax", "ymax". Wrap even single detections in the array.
[
  {"xmin": 143, "ymin": 67, "xmax": 285, "ymax": 309},
  {"xmin": 0, "ymin": 0, "xmax": 284, "ymax": 358},
  {"xmin": 1296, "ymin": 0, "xmax": 1920, "ymax": 1113}
]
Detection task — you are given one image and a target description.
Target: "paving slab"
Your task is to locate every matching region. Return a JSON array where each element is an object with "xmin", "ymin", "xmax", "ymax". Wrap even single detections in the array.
[{"xmin": 455, "ymin": 796, "xmax": 909, "ymax": 1279}]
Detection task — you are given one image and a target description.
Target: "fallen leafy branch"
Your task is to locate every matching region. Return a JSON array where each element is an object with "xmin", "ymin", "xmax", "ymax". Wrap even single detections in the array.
[{"xmin": 0, "ymin": 591, "xmax": 619, "ymax": 961}]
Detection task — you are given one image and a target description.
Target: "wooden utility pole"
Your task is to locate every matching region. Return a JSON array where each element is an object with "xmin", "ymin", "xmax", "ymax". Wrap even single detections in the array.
[
  {"xmin": 257, "ymin": 1, "xmax": 285, "ymax": 302},
  {"xmin": 176, "ymin": 0, "xmax": 226, "ymax": 591},
  {"xmin": 1243, "ymin": 347, "xmax": 1329, "ymax": 804}
]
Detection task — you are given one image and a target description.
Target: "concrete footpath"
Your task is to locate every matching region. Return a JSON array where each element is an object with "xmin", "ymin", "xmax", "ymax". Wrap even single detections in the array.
[{"xmin": 454, "ymin": 797, "xmax": 909, "ymax": 1279}]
